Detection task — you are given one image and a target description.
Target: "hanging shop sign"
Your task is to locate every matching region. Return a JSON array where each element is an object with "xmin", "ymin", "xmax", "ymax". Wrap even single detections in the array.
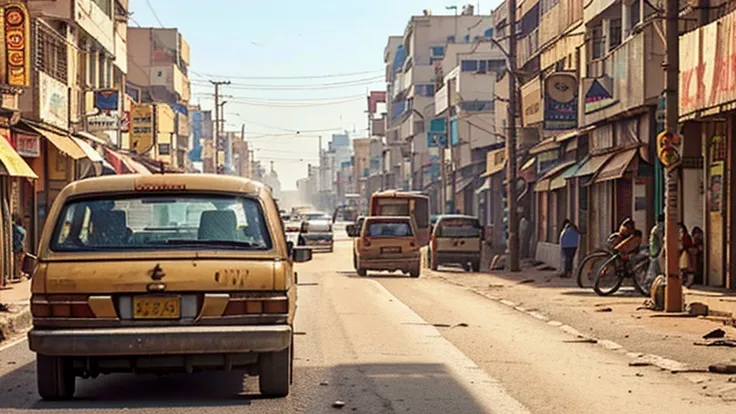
[
  {"xmin": 94, "ymin": 89, "xmax": 119, "ymax": 111},
  {"xmin": 544, "ymin": 72, "xmax": 578, "ymax": 130},
  {"xmin": 583, "ymin": 77, "xmax": 616, "ymax": 114},
  {"xmin": 130, "ymin": 104, "xmax": 154, "ymax": 154},
  {"xmin": 656, "ymin": 130, "xmax": 682, "ymax": 170},
  {"xmin": 38, "ymin": 71, "xmax": 69, "ymax": 130},
  {"xmin": 521, "ymin": 78, "xmax": 543, "ymax": 126},
  {"xmin": 13, "ymin": 132, "xmax": 40, "ymax": 157},
  {"xmin": 1, "ymin": 3, "xmax": 31, "ymax": 87},
  {"xmin": 87, "ymin": 114, "xmax": 118, "ymax": 132}
]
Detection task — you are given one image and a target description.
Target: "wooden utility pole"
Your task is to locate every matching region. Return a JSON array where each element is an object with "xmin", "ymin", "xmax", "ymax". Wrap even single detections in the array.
[
  {"xmin": 663, "ymin": 0, "xmax": 682, "ymax": 311},
  {"xmin": 506, "ymin": 0, "xmax": 520, "ymax": 272},
  {"xmin": 440, "ymin": 81, "xmax": 450, "ymax": 214},
  {"xmin": 210, "ymin": 80, "xmax": 230, "ymax": 172}
]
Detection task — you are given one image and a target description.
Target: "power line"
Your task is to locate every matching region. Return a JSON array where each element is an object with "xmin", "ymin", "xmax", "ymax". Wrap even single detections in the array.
[
  {"xmin": 144, "ymin": 0, "xmax": 165, "ymax": 27},
  {"xmin": 189, "ymin": 75, "xmax": 384, "ymax": 90},
  {"xmin": 190, "ymin": 69, "xmax": 383, "ymax": 81},
  {"xmin": 223, "ymin": 96, "xmax": 364, "ymax": 108},
  {"xmin": 193, "ymin": 93, "xmax": 365, "ymax": 102}
]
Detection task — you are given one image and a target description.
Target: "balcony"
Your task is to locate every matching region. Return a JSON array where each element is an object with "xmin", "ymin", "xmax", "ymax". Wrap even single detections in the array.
[
  {"xmin": 581, "ymin": 23, "xmax": 664, "ymax": 126},
  {"xmin": 150, "ymin": 64, "xmax": 190, "ymax": 102},
  {"xmin": 517, "ymin": 27, "xmax": 539, "ymax": 68},
  {"xmin": 75, "ymin": 0, "xmax": 115, "ymax": 53},
  {"xmin": 584, "ymin": 0, "xmax": 618, "ymax": 24},
  {"xmin": 114, "ymin": 30, "xmax": 127, "ymax": 73},
  {"xmin": 435, "ymin": 71, "xmax": 496, "ymax": 116},
  {"xmin": 393, "ymin": 65, "xmax": 435, "ymax": 99}
]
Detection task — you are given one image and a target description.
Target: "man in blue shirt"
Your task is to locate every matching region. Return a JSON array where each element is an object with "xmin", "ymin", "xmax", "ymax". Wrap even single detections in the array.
[{"xmin": 559, "ymin": 219, "xmax": 581, "ymax": 278}]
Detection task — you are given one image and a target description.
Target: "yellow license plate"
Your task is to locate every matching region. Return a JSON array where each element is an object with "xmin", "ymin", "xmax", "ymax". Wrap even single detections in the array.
[{"xmin": 133, "ymin": 296, "xmax": 181, "ymax": 319}]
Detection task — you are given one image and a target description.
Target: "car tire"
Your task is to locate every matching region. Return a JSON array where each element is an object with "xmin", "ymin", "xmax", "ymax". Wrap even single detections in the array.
[
  {"xmin": 259, "ymin": 344, "xmax": 291, "ymax": 398},
  {"xmin": 357, "ymin": 265, "xmax": 367, "ymax": 277},
  {"xmin": 472, "ymin": 260, "xmax": 481, "ymax": 272},
  {"xmin": 409, "ymin": 263, "xmax": 421, "ymax": 278},
  {"xmin": 37, "ymin": 355, "xmax": 75, "ymax": 401},
  {"xmin": 430, "ymin": 256, "xmax": 438, "ymax": 271}
]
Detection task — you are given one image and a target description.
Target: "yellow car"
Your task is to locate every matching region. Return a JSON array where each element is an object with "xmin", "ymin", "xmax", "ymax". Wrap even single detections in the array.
[
  {"xmin": 348, "ymin": 216, "xmax": 421, "ymax": 278},
  {"xmin": 24, "ymin": 174, "xmax": 311, "ymax": 400}
]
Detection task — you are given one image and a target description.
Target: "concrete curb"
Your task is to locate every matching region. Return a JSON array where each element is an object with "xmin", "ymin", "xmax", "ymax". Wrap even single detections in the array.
[
  {"xmin": 431, "ymin": 272, "xmax": 703, "ymax": 375},
  {"xmin": 0, "ymin": 305, "xmax": 31, "ymax": 343}
]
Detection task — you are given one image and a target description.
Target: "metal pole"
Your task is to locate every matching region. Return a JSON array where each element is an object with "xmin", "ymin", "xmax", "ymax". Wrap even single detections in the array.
[
  {"xmin": 210, "ymin": 80, "xmax": 230, "ymax": 173},
  {"xmin": 664, "ymin": 0, "xmax": 682, "ymax": 312},
  {"xmin": 447, "ymin": 79, "xmax": 456, "ymax": 213},
  {"xmin": 506, "ymin": 0, "xmax": 520, "ymax": 272},
  {"xmin": 440, "ymin": 82, "xmax": 450, "ymax": 214}
]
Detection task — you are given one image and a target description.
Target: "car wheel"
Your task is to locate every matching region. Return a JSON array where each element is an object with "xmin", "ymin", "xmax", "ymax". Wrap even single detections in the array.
[
  {"xmin": 352, "ymin": 254, "xmax": 357, "ymax": 270},
  {"xmin": 472, "ymin": 260, "xmax": 481, "ymax": 272},
  {"xmin": 410, "ymin": 263, "xmax": 421, "ymax": 278},
  {"xmin": 430, "ymin": 256, "xmax": 438, "ymax": 271},
  {"xmin": 37, "ymin": 355, "xmax": 75, "ymax": 401},
  {"xmin": 259, "ymin": 344, "xmax": 291, "ymax": 398},
  {"xmin": 357, "ymin": 265, "xmax": 367, "ymax": 277}
]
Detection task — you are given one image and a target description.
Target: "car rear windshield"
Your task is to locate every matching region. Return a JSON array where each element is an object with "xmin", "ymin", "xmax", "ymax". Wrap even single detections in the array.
[
  {"xmin": 50, "ymin": 194, "xmax": 273, "ymax": 252},
  {"xmin": 436, "ymin": 219, "xmax": 482, "ymax": 238},
  {"xmin": 366, "ymin": 222, "xmax": 413, "ymax": 237}
]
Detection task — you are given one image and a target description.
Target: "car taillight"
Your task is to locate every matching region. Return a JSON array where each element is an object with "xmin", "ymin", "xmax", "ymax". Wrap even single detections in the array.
[
  {"xmin": 363, "ymin": 238, "xmax": 371, "ymax": 247},
  {"xmin": 223, "ymin": 296, "xmax": 289, "ymax": 316},
  {"xmin": 31, "ymin": 295, "xmax": 95, "ymax": 318}
]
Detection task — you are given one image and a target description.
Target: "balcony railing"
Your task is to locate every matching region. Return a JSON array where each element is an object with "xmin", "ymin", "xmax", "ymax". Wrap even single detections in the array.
[{"xmin": 517, "ymin": 27, "xmax": 539, "ymax": 67}]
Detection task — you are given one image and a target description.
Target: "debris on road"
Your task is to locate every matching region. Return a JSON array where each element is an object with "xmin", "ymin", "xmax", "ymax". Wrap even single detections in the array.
[
  {"xmin": 517, "ymin": 279, "xmax": 534, "ymax": 284},
  {"xmin": 452, "ymin": 322, "xmax": 469, "ymax": 328},
  {"xmin": 703, "ymin": 328, "xmax": 726, "ymax": 340},
  {"xmin": 320, "ymin": 381, "xmax": 329, "ymax": 386},
  {"xmin": 594, "ymin": 306, "xmax": 613, "ymax": 312},
  {"xmin": 693, "ymin": 339, "xmax": 736, "ymax": 347},
  {"xmin": 708, "ymin": 363, "xmax": 736, "ymax": 374},
  {"xmin": 563, "ymin": 338, "xmax": 598, "ymax": 344},
  {"xmin": 332, "ymin": 400, "xmax": 346, "ymax": 409},
  {"xmin": 687, "ymin": 302, "xmax": 709, "ymax": 317},
  {"xmin": 295, "ymin": 331, "xmax": 308, "ymax": 335}
]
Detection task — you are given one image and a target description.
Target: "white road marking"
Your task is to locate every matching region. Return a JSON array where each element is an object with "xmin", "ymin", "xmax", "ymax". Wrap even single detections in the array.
[{"xmin": 363, "ymin": 279, "xmax": 530, "ymax": 414}]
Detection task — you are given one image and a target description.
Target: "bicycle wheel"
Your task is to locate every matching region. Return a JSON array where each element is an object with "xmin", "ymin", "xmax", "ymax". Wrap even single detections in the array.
[
  {"xmin": 630, "ymin": 257, "xmax": 650, "ymax": 297},
  {"xmin": 575, "ymin": 249, "xmax": 612, "ymax": 289},
  {"xmin": 593, "ymin": 255, "xmax": 624, "ymax": 296}
]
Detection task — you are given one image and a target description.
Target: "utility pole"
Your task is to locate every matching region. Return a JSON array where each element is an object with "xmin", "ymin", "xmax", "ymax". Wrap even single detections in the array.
[
  {"xmin": 663, "ymin": 0, "xmax": 682, "ymax": 312},
  {"xmin": 440, "ymin": 85, "xmax": 449, "ymax": 214},
  {"xmin": 506, "ymin": 0, "xmax": 520, "ymax": 272},
  {"xmin": 210, "ymin": 80, "xmax": 230, "ymax": 173}
]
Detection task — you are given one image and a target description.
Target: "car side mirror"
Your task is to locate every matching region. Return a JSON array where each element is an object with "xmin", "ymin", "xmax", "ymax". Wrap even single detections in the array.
[
  {"xmin": 346, "ymin": 224, "xmax": 356, "ymax": 237},
  {"xmin": 22, "ymin": 253, "xmax": 37, "ymax": 276},
  {"xmin": 292, "ymin": 246, "xmax": 312, "ymax": 263}
]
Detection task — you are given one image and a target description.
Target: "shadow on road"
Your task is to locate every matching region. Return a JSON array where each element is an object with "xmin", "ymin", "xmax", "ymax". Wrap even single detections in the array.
[{"xmin": 0, "ymin": 360, "xmax": 490, "ymax": 412}]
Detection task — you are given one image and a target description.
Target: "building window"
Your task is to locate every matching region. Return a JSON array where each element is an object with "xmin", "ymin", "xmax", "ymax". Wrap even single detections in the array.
[
  {"xmin": 34, "ymin": 20, "xmax": 68, "ymax": 84},
  {"xmin": 488, "ymin": 60, "xmax": 505, "ymax": 73},
  {"xmin": 631, "ymin": 0, "xmax": 641, "ymax": 27},
  {"xmin": 431, "ymin": 46, "xmax": 445, "ymax": 57},
  {"xmin": 609, "ymin": 19, "xmax": 622, "ymax": 51},
  {"xmin": 98, "ymin": 52, "xmax": 106, "ymax": 88},
  {"xmin": 415, "ymin": 84, "xmax": 435, "ymax": 97},
  {"xmin": 591, "ymin": 26, "xmax": 604, "ymax": 59},
  {"xmin": 446, "ymin": 35, "xmax": 456, "ymax": 43},
  {"xmin": 478, "ymin": 60, "xmax": 487, "ymax": 73},
  {"xmin": 461, "ymin": 60, "xmax": 478, "ymax": 72},
  {"xmin": 88, "ymin": 51, "xmax": 97, "ymax": 87}
]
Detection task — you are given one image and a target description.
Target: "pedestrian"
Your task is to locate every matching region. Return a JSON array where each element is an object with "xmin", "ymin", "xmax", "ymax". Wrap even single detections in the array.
[
  {"xmin": 559, "ymin": 219, "xmax": 581, "ymax": 278},
  {"xmin": 12, "ymin": 213, "xmax": 27, "ymax": 281},
  {"xmin": 519, "ymin": 215, "xmax": 529, "ymax": 258}
]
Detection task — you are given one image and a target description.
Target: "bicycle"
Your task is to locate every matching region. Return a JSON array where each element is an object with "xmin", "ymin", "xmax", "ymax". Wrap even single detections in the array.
[
  {"xmin": 575, "ymin": 248, "xmax": 614, "ymax": 288},
  {"xmin": 593, "ymin": 247, "xmax": 650, "ymax": 296}
]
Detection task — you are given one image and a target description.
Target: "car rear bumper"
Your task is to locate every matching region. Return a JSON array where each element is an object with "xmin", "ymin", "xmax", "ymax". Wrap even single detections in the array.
[
  {"xmin": 435, "ymin": 251, "xmax": 481, "ymax": 263},
  {"xmin": 360, "ymin": 255, "xmax": 420, "ymax": 271},
  {"xmin": 28, "ymin": 325, "xmax": 292, "ymax": 356}
]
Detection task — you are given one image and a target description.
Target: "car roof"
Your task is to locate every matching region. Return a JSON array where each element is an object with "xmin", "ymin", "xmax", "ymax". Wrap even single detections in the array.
[
  {"xmin": 436, "ymin": 214, "xmax": 479, "ymax": 221},
  {"xmin": 55, "ymin": 174, "xmax": 268, "ymax": 198},
  {"xmin": 364, "ymin": 216, "xmax": 412, "ymax": 222}
]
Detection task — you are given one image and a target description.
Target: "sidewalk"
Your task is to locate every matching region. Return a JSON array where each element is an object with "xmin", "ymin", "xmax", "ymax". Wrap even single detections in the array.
[
  {"xmin": 426, "ymin": 264, "xmax": 736, "ymax": 373},
  {"xmin": 0, "ymin": 278, "xmax": 31, "ymax": 343}
]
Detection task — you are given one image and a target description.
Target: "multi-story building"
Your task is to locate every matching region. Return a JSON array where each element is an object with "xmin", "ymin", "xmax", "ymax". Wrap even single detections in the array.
[
  {"xmin": 126, "ymin": 27, "xmax": 191, "ymax": 169},
  {"xmin": 352, "ymin": 138, "xmax": 370, "ymax": 213},
  {"xmin": 385, "ymin": 6, "xmax": 496, "ymax": 212}
]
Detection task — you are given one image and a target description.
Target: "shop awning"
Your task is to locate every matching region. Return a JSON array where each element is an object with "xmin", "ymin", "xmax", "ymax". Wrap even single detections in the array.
[
  {"xmin": 571, "ymin": 152, "xmax": 616, "ymax": 178},
  {"xmin": 554, "ymin": 125, "xmax": 595, "ymax": 143},
  {"xmin": 481, "ymin": 148, "xmax": 506, "ymax": 177},
  {"xmin": 71, "ymin": 137, "xmax": 103, "ymax": 163},
  {"xmin": 104, "ymin": 148, "xmax": 152, "ymax": 175},
  {"xmin": 475, "ymin": 176, "xmax": 491, "ymax": 194},
  {"xmin": 74, "ymin": 131, "xmax": 107, "ymax": 145},
  {"xmin": 594, "ymin": 148, "xmax": 639, "ymax": 183},
  {"xmin": 534, "ymin": 160, "xmax": 576, "ymax": 192},
  {"xmin": 550, "ymin": 163, "xmax": 579, "ymax": 190},
  {"xmin": 455, "ymin": 175, "xmax": 475, "ymax": 193},
  {"xmin": 482, "ymin": 160, "xmax": 506, "ymax": 177},
  {"xmin": 529, "ymin": 137, "xmax": 559, "ymax": 155},
  {"xmin": 0, "ymin": 137, "xmax": 37, "ymax": 178},
  {"xmin": 28, "ymin": 125, "xmax": 87, "ymax": 160}
]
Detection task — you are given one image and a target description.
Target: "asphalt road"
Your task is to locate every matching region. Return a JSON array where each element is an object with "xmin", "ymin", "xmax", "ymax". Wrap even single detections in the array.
[{"xmin": 1, "ymin": 236, "xmax": 734, "ymax": 413}]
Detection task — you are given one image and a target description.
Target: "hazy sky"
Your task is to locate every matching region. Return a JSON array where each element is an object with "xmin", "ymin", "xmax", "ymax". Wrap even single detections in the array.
[{"xmin": 129, "ymin": 0, "xmax": 498, "ymax": 190}]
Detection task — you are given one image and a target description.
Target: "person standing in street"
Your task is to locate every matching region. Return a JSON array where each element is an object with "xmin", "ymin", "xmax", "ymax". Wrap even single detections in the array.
[
  {"xmin": 559, "ymin": 219, "xmax": 581, "ymax": 278},
  {"xmin": 12, "ymin": 213, "xmax": 26, "ymax": 281}
]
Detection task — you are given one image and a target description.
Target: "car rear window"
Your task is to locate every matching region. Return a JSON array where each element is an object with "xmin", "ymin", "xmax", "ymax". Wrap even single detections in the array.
[
  {"xmin": 50, "ymin": 194, "xmax": 272, "ymax": 252},
  {"xmin": 436, "ymin": 218, "xmax": 482, "ymax": 238},
  {"xmin": 366, "ymin": 222, "xmax": 413, "ymax": 237}
]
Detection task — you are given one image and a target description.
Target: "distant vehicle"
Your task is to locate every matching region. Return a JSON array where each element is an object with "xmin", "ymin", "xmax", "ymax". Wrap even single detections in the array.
[
  {"xmin": 347, "ymin": 216, "xmax": 421, "ymax": 278},
  {"xmin": 369, "ymin": 191, "xmax": 431, "ymax": 246},
  {"xmin": 300, "ymin": 219, "xmax": 334, "ymax": 252},
  {"xmin": 302, "ymin": 211, "xmax": 331, "ymax": 222}
]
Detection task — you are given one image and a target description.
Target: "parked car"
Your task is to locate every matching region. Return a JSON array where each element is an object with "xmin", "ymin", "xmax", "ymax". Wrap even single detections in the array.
[
  {"xmin": 25, "ymin": 174, "xmax": 312, "ymax": 400},
  {"xmin": 347, "ymin": 216, "xmax": 421, "ymax": 278},
  {"xmin": 429, "ymin": 215, "xmax": 484, "ymax": 272}
]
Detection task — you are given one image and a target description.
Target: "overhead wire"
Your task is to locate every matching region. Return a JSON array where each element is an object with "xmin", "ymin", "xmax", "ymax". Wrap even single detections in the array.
[
  {"xmin": 144, "ymin": 0, "xmax": 165, "ymax": 28},
  {"xmin": 192, "ymin": 69, "xmax": 384, "ymax": 80}
]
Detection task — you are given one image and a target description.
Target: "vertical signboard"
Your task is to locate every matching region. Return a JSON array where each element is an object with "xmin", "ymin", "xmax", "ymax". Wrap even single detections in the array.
[
  {"xmin": 543, "ymin": 72, "xmax": 578, "ymax": 130},
  {"xmin": 1, "ymin": 2, "xmax": 31, "ymax": 87},
  {"xmin": 130, "ymin": 104, "xmax": 154, "ymax": 154}
]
